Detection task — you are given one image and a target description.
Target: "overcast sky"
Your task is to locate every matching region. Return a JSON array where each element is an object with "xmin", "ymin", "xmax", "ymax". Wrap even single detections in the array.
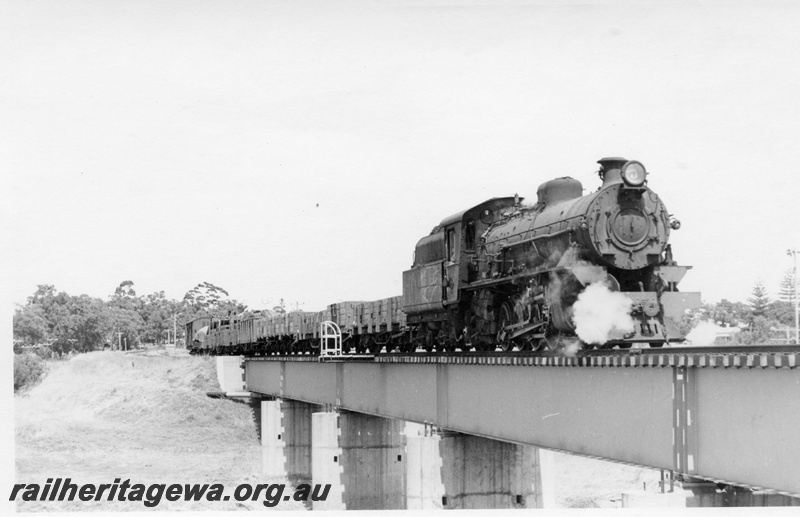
[{"xmin": 3, "ymin": 0, "xmax": 799, "ymax": 313}]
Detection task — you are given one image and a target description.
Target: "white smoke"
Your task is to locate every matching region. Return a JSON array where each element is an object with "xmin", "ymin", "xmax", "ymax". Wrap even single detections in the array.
[
  {"xmin": 561, "ymin": 338, "xmax": 581, "ymax": 357},
  {"xmin": 573, "ymin": 283, "xmax": 635, "ymax": 345},
  {"xmin": 685, "ymin": 320, "xmax": 723, "ymax": 346}
]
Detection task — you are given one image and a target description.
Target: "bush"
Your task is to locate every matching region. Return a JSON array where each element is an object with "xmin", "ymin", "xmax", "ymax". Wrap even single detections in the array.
[
  {"xmin": 32, "ymin": 346, "xmax": 53, "ymax": 360},
  {"xmin": 14, "ymin": 353, "xmax": 48, "ymax": 393},
  {"xmin": 732, "ymin": 316, "xmax": 782, "ymax": 345}
]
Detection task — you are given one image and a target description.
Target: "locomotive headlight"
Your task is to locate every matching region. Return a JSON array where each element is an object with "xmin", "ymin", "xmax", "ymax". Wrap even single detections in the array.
[{"xmin": 621, "ymin": 160, "xmax": 647, "ymax": 186}]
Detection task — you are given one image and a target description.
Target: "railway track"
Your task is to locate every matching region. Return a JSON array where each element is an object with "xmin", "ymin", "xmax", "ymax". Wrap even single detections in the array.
[
  {"xmin": 372, "ymin": 345, "xmax": 800, "ymax": 368},
  {"xmin": 240, "ymin": 344, "xmax": 800, "ymax": 370},
  {"xmin": 640, "ymin": 344, "xmax": 800, "ymax": 355},
  {"xmin": 374, "ymin": 344, "xmax": 800, "ymax": 358}
]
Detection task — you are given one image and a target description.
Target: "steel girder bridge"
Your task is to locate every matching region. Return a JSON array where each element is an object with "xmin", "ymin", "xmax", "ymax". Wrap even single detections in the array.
[{"xmin": 243, "ymin": 349, "xmax": 800, "ymax": 497}]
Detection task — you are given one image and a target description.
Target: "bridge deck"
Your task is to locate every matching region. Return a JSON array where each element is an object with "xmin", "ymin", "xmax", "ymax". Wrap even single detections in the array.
[{"xmin": 244, "ymin": 352, "xmax": 800, "ymax": 496}]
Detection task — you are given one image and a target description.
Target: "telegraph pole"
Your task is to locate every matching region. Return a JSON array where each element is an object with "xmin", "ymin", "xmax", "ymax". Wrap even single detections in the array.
[
  {"xmin": 117, "ymin": 330, "xmax": 122, "ymax": 351},
  {"xmin": 789, "ymin": 249, "xmax": 799, "ymax": 345},
  {"xmin": 173, "ymin": 314, "xmax": 177, "ymax": 347}
]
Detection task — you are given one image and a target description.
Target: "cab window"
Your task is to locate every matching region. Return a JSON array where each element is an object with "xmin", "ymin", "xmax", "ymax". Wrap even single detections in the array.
[
  {"xmin": 447, "ymin": 229, "xmax": 456, "ymax": 262},
  {"xmin": 465, "ymin": 221, "xmax": 475, "ymax": 251}
]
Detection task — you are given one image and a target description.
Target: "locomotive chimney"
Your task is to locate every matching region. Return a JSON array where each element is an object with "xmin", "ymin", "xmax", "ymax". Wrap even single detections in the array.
[{"xmin": 597, "ymin": 157, "xmax": 627, "ymax": 188}]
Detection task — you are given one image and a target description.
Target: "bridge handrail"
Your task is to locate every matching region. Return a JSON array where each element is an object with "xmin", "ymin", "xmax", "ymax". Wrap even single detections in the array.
[{"xmin": 320, "ymin": 321, "xmax": 342, "ymax": 357}]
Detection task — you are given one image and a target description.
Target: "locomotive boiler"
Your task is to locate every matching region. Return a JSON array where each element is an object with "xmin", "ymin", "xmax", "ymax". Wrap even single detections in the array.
[{"xmin": 402, "ymin": 157, "xmax": 701, "ymax": 351}]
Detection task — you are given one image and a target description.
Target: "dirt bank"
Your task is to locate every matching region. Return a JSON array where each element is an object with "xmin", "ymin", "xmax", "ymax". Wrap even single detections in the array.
[{"xmin": 14, "ymin": 352, "xmax": 304, "ymax": 511}]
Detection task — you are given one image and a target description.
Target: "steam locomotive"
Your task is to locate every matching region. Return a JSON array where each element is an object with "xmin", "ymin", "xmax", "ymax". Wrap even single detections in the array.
[{"xmin": 187, "ymin": 157, "xmax": 701, "ymax": 355}]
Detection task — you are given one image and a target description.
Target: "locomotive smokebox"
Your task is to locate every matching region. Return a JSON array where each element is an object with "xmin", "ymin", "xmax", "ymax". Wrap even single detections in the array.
[{"xmin": 597, "ymin": 157, "xmax": 628, "ymax": 188}]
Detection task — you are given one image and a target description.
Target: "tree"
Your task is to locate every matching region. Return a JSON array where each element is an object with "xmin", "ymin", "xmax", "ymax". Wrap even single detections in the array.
[
  {"xmin": 272, "ymin": 298, "xmax": 286, "ymax": 315},
  {"xmin": 24, "ymin": 286, "xmax": 75, "ymax": 353},
  {"xmin": 107, "ymin": 281, "xmax": 147, "ymax": 348},
  {"xmin": 13, "ymin": 304, "xmax": 49, "ymax": 350},
  {"xmin": 27, "ymin": 284, "xmax": 57, "ymax": 306},
  {"xmin": 708, "ymin": 299, "xmax": 751, "ymax": 327},
  {"xmin": 778, "ymin": 269, "xmax": 797, "ymax": 304},
  {"xmin": 747, "ymin": 280, "xmax": 771, "ymax": 321},
  {"xmin": 139, "ymin": 291, "xmax": 183, "ymax": 344},
  {"xmin": 65, "ymin": 294, "xmax": 112, "ymax": 352},
  {"xmin": 183, "ymin": 282, "xmax": 228, "ymax": 313},
  {"xmin": 106, "ymin": 305, "xmax": 144, "ymax": 350},
  {"xmin": 766, "ymin": 301, "xmax": 795, "ymax": 327},
  {"xmin": 182, "ymin": 282, "xmax": 247, "ymax": 319},
  {"xmin": 114, "ymin": 280, "xmax": 137, "ymax": 298},
  {"xmin": 25, "ymin": 284, "xmax": 69, "ymax": 337},
  {"xmin": 110, "ymin": 280, "xmax": 142, "ymax": 312}
]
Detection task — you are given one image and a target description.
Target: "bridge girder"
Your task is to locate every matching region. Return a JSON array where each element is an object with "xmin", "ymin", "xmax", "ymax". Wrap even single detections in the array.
[{"xmin": 244, "ymin": 356, "xmax": 800, "ymax": 496}]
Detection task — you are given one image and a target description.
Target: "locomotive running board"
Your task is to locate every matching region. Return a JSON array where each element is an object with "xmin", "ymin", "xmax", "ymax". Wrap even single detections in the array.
[{"xmin": 463, "ymin": 266, "xmax": 572, "ymax": 291}]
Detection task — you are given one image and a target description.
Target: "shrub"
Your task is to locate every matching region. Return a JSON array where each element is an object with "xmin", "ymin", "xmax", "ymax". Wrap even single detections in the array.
[
  {"xmin": 14, "ymin": 353, "xmax": 48, "ymax": 393},
  {"xmin": 32, "ymin": 346, "xmax": 53, "ymax": 360}
]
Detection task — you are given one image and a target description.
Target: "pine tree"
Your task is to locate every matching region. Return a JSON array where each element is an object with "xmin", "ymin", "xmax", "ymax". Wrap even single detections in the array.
[
  {"xmin": 778, "ymin": 269, "xmax": 797, "ymax": 304},
  {"xmin": 748, "ymin": 280, "xmax": 771, "ymax": 319}
]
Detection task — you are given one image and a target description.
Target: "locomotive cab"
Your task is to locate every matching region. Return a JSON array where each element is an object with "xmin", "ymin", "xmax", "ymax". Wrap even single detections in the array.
[{"xmin": 402, "ymin": 197, "xmax": 517, "ymax": 323}]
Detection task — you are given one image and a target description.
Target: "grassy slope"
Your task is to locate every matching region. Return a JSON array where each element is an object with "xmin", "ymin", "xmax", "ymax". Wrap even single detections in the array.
[{"xmin": 14, "ymin": 352, "xmax": 304, "ymax": 511}]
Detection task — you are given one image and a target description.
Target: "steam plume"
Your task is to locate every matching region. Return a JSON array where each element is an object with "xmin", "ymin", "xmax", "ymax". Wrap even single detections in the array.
[
  {"xmin": 685, "ymin": 320, "xmax": 722, "ymax": 346},
  {"xmin": 561, "ymin": 337, "xmax": 581, "ymax": 357},
  {"xmin": 573, "ymin": 283, "xmax": 635, "ymax": 345}
]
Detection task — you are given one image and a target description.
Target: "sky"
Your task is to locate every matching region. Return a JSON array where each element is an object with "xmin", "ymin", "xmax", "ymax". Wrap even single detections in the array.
[{"xmin": 3, "ymin": 0, "xmax": 800, "ymax": 314}]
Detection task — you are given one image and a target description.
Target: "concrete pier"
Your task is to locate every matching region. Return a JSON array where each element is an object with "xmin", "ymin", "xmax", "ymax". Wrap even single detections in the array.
[
  {"xmin": 405, "ymin": 423, "xmax": 445, "ymax": 509},
  {"xmin": 439, "ymin": 431, "xmax": 554, "ymax": 509},
  {"xmin": 311, "ymin": 411, "xmax": 406, "ymax": 510},
  {"xmin": 311, "ymin": 411, "xmax": 345, "ymax": 510},
  {"xmin": 261, "ymin": 399, "xmax": 316, "ymax": 484},
  {"xmin": 405, "ymin": 423, "xmax": 554, "ymax": 509},
  {"xmin": 261, "ymin": 400, "xmax": 284, "ymax": 478}
]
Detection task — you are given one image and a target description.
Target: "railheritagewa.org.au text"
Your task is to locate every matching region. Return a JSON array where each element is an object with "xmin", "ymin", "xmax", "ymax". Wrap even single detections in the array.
[{"xmin": 9, "ymin": 478, "xmax": 330, "ymax": 507}]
